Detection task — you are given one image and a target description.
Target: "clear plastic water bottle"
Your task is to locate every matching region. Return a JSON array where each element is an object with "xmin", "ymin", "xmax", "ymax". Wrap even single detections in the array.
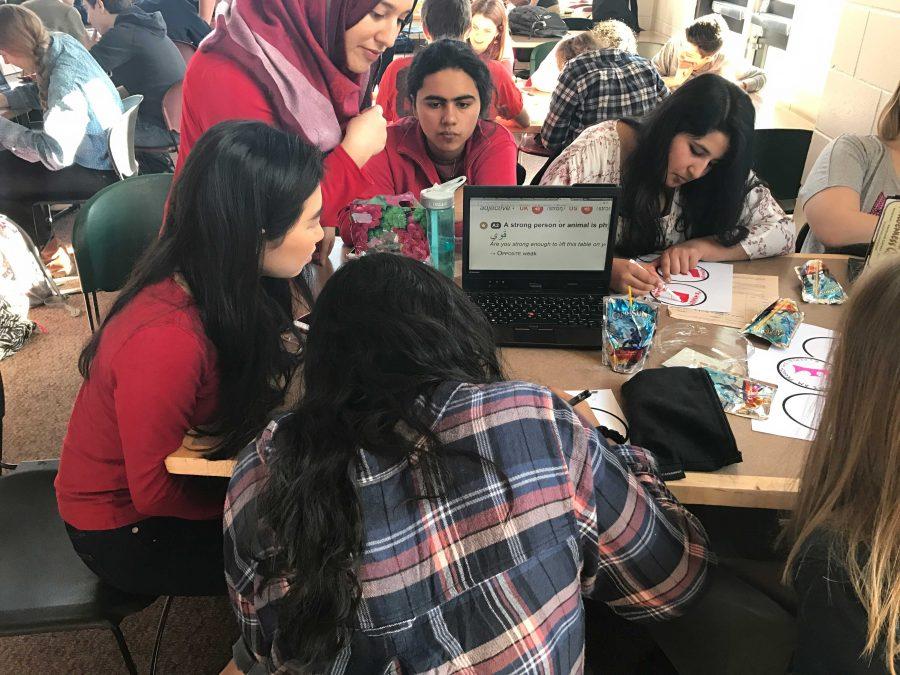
[{"xmin": 420, "ymin": 176, "xmax": 466, "ymax": 279}]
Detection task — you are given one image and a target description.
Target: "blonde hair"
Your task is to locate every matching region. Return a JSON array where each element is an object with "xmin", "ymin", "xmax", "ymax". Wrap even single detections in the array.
[
  {"xmin": 0, "ymin": 5, "xmax": 51, "ymax": 109},
  {"xmin": 783, "ymin": 256, "xmax": 900, "ymax": 675},
  {"xmin": 591, "ymin": 19, "xmax": 637, "ymax": 54},
  {"xmin": 556, "ymin": 31, "xmax": 600, "ymax": 66},
  {"xmin": 877, "ymin": 82, "xmax": 900, "ymax": 142}
]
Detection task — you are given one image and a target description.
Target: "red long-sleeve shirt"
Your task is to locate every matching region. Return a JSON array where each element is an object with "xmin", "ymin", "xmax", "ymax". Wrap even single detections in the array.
[
  {"xmin": 340, "ymin": 117, "xmax": 517, "ymax": 241},
  {"xmin": 176, "ymin": 50, "xmax": 369, "ymax": 230},
  {"xmin": 55, "ymin": 279, "xmax": 224, "ymax": 530}
]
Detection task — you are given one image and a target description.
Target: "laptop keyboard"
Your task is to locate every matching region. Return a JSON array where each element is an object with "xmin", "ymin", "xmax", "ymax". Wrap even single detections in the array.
[{"xmin": 468, "ymin": 293, "xmax": 603, "ymax": 328}]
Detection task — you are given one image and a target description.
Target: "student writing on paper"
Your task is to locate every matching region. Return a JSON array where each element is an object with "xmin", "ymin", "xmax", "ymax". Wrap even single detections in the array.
[
  {"xmin": 541, "ymin": 74, "xmax": 794, "ymax": 292},
  {"xmin": 651, "ymin": 14, "xmax": 766, "ymax": 93},
  {"xmin": 84, "ymin": 0, "xmax": 186, "ymax": 169},
  {"xmin": 55, "ymin": 122, "xmax": 323, "ymax": 598},
  {"xmin": 0, "ymin": 6, "xmax": 122, "ymax": 238},
  {"xmin": 782, "ymin": 257, "xmax": 900, "ymax": 675},
  {"xmin": 222, "ymin": 253, "xmax": 710, "ymax": 674},
  {"xmin": 176, "ymin": 0, "xmax": 413, "ymax": 260},
  {"xmin": 798, "ymin": 81, "xmax": 900, "ymax": 255},
  {"xmin": 375, "ymin": 0, "xmax": 529, "ymax": 128},
  {"xmin": 344, "ymin": 39, "xmax": 517, "ymax": 242}
]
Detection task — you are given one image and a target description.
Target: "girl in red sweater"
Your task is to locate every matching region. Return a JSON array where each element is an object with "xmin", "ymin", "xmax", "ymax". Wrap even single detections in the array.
[
  {"xmin": 177, "ymin": 0, "xmax": 414, "ymax": 261},
  {"xmin": 56, "ymin": 121, "xmax": 324, "ymax": 597},
  {"xmin": 342, "ymin": 39, "xmax": 517, "ymax": 242}
]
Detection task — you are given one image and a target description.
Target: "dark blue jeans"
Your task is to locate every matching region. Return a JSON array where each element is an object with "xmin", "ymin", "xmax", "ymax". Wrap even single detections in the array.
[
  {"xmin": 0, "ymin": 150, "xmax": 116, "ymax": 245},
  {"xmin": 66, "ymin": 516, "xmax": 225, "ymax": 597}
]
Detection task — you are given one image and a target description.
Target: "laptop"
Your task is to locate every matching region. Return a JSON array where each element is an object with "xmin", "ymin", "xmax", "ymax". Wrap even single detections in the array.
[
  {"xmin": 462, "ymin": 185, "xmax": 619, "ymax": 348},
  {"xmin": 0, "ymin": 57, "xmax": 21, "ymax": 76}
]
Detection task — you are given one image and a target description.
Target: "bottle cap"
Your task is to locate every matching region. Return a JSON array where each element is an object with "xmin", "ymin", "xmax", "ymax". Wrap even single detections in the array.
[{"xmin": 420, "ymin": 176, "xmax": 466, "ymax": 210}]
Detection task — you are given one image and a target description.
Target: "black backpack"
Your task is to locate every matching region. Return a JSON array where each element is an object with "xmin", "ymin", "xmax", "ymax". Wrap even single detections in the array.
[
  {"xmin": 508, "ymin": 6, "xmax": 568, "ymax": 38},
  {"xmin": 592, "ymin": 0, "xmax": 640, "ymax": 32}
]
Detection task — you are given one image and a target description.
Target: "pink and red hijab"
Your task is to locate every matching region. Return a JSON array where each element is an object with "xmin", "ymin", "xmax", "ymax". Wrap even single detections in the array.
[{"xmin": 202, "ymin": 0, "xmax": 380, "ymax": 151}]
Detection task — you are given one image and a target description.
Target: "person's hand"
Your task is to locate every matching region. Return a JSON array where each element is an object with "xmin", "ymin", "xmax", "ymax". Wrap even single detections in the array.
[
  {"xmin": 0, "ymin": 93, "xmax": 7, "ymax": 109},
  {"xmin": 657, "ymin": 240, "xmax": 711, "ymax": 280},
  {"xmin": 341, "ymin": 105, "xmax": 388, "ymax": 168},
  {"xmin": 676, "ymin": 57, "xmax": 695, "ymax": 73},
  {"xmin": 610, "ymin": 257, "xmax": 662, "ymax": 294},
  {"xmin": 219, "ymin": 659, "xmax": 243, "ymax": 675},
  {"xmin": 312, "ymin": 227, "xmax": 336, "ymax": 265}
]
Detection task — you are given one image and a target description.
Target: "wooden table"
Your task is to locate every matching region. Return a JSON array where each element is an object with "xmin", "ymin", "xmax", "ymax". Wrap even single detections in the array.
[
  {"xmin": 501, "ymin": 87, "xmax": 815, "ymax": 136},
  {"xmin": 167, "ymin": 251, "xmax": 851, "ymax": 511},
  {"xmin": 510, "ymin": 30, "xmax": 584, "ymax": 50}
]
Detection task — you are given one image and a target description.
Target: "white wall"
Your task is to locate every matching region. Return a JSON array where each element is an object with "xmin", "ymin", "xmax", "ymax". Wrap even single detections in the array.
[
  {"xmin": 768, "ymin": 0, "xmax": 843, "ymax": 124},
  {"xmin": 802, "ymin": 0, "xmax": 900, "ymax": 179},
  {"xmin": 650, "ymin": 0, "xmax": 693, "ymax": 38},
  {"xmin": 639, "ymin": 0, "xmax": 659, "ymax": 34}
]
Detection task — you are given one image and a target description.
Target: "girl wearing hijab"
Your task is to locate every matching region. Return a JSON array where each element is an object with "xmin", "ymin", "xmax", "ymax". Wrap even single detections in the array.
[{"xmin": 177, "ymin": 0, "xmax": 414, "ymax": 259}]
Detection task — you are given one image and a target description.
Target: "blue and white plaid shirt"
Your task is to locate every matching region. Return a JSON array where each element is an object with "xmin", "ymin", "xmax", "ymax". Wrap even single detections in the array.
[{"xmin": 540, "ymin": 49, "xmax": 668, "ymax": 153}]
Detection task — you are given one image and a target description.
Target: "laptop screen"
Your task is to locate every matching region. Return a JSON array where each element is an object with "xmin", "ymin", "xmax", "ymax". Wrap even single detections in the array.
[{"xmin": 465, "ymin": 190, "xmax": 615, "ymax": 272}]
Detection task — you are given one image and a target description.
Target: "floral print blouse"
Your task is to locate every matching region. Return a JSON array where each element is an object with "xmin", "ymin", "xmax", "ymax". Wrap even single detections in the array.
[{"xmin": 540, "ymin": 120, "xmax": 795, "ymax": 258}]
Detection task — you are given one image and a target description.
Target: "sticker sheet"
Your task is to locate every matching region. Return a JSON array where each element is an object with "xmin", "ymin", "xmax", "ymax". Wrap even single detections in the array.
[
  {"xmin": 635, "ymin": 255, "xmax": 734, "ymax": 313},
  {"xmin": 748, "ymin": 323, "xmax": 834, "ymax": 440}
]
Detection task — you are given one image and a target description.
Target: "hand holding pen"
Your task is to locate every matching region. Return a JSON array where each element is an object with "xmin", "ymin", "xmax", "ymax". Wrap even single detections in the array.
[{"xmin": 611, "ymin": 257, "xmax": 663, "ymax": 294}]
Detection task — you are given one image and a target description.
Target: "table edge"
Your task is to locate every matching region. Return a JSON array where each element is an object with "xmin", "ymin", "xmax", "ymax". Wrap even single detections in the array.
[{"xmin": 165, "ymin": 452, "xmax": 800, "ymax": 509}]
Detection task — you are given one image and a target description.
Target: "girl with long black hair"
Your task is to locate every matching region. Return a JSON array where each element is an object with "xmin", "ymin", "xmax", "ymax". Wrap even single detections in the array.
[
  {"xmin": 223, "ymin": 253, "xmax": 710, "ymax": 673},
  {"xmin": 541, "ymin": 74, "xmax": 795, "ymax": 293},
  {"xmin": 55, "ymin": 120, "xmax": 324, "ymax": 597}
]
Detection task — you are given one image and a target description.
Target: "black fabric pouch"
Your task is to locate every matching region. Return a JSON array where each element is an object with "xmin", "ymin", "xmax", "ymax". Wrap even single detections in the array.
[{"xmin": 620, "ymin": 366, "xmax": 742, "ymax": 481}]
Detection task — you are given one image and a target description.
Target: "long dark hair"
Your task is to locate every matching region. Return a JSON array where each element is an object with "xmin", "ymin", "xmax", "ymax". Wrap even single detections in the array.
[
  {"xmin": 407, "ymin": 38, "xmax": 494, "ymax": 118},
  {"xmin": 261, "ymin": 253, "xmax": 505, "ymax": 667},
  {"xmin": 618, "ymin": 74, "xmax": 757, "ymax": 257},
  {"xmin": 79, "ymin": 120, "xmax": 324, "ymax": 459}
]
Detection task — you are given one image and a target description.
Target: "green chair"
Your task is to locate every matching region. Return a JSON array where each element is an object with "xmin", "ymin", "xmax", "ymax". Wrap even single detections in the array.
[
  {"xmin": 529, "ymin": 40, "xmax": 557, "ymax": 76},
  {"xmin": 72, "ymin": 173, "xmax": 173, "ymax": 331}
]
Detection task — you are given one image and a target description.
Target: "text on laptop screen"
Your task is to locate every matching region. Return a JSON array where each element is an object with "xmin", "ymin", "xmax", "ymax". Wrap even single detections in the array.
[{"xmin": 467, "ymin": 196, "xmax": 614, "ymax": 272}]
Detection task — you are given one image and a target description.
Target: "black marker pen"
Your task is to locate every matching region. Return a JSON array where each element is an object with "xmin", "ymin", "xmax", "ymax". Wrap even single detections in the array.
[{"xmin": 567, "ymin": 390, "xmax": 592, "ymax": 407}]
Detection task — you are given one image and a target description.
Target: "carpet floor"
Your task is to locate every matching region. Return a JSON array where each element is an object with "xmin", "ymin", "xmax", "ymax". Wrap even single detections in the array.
[{"xmin": 0, "ymin": 294, "xmax": 237, "ymax": 674}]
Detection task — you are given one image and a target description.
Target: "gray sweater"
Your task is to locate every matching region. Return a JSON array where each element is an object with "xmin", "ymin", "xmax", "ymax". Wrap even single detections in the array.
[
  {"xmin": 0, "ymin": 33, "xmax": 122, "ymax": 171},
  {"xmin": 90, "ymin": 8, "xmax": 185, "ymax": 132},
  {"xmin": 21, "ymin": 0, "xmax": 90, "ymax": 47}
]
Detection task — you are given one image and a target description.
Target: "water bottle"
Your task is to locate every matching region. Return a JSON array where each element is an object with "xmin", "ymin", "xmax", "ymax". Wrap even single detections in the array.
[{"xmin": 420, "ymin": 176, "xmax": 466, "ymax": 279}]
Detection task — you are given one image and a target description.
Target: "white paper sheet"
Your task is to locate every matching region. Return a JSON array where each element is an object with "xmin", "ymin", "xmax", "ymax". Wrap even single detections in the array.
[
  {"xmin": 565, "ymin": 389, "xmax": 628, "ymax": 438},
  {"xmin": 634, "ymin": 254, "xmax": 734, "ymax": 313},
  {"xmin": 651, "ymin": 261, "xmax": 734, "ymax": 313},
  {"xmin": 748, "ymin": 323, "xmax": 834, "ymax": 440}
]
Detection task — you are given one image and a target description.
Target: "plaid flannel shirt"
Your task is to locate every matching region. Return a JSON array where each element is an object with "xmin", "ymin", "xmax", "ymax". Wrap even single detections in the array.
[
  {"xmin": 540, "ymin": 50, "xmax": 668, "ymax": 153},
  {"xmin": 224, "ymin": 381, "xmax": 710, "ymax": 673}
]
